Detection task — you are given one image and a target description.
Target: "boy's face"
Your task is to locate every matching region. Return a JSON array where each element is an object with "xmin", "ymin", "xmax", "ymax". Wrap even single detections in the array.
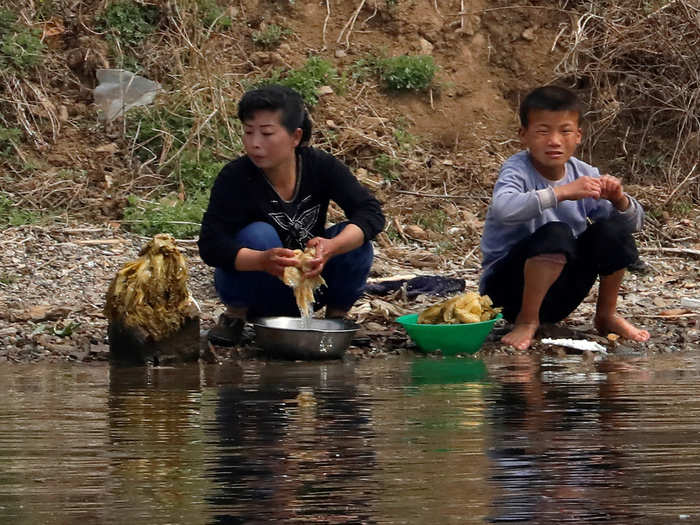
[{"xmin": 519, "ymin": 109, "xmax": 582, "ymax": 180}]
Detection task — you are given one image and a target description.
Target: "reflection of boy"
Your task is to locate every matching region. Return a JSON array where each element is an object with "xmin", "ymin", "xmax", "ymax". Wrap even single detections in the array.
[{"xmin": 479, "ymin": 86, "xmax": 649, "ymax": 350}]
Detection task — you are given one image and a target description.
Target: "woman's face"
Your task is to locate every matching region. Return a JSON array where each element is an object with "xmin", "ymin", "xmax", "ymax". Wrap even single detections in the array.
[{"xmin": 242, "ymin": 109, "xmax": 302, "ymax": 173}]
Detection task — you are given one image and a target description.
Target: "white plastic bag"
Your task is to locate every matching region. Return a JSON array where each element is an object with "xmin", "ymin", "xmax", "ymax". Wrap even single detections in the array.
[{"xmin": 93, "ymin": 69, "xmax": 161, "ymax": 122}]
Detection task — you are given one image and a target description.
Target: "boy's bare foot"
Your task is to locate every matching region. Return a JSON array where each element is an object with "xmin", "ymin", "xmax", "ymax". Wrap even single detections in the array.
[
  {"xmin": 501, "ymin": 323, "xmax": 539, "ymax": 350},
  {"xmin": 594, "ymin": 314, "xmax": 650, "ymax": 342}
]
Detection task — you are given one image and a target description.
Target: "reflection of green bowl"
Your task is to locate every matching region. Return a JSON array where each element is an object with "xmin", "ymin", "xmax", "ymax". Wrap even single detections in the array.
[
  {"xmin": 396, "ymin": 313, "xmax": 502, "ymax": 355},
  {"xmin": 411, "ymin": 358, "xmax": 488, "ymax": 385}
]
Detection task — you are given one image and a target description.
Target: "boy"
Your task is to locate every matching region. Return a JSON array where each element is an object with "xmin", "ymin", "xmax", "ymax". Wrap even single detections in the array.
[{"xmin": 479, "ymin": 85, "xmax": 650, "ymax": 350}]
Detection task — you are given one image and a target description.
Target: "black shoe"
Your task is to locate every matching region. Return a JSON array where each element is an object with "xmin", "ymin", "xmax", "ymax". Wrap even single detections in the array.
[
  {"xmin": 208, "ymin": 313, "xmax": 245, "ymax": 347},
  {"xmin": 628, "ymin": 257, "xmax": 649, "ymax": 274}
]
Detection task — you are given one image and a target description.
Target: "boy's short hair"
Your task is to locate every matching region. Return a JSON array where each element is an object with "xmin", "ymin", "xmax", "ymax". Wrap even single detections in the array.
[{"xmin": 519, "ymin": 86, "xmax": 583, "ymax": 128}]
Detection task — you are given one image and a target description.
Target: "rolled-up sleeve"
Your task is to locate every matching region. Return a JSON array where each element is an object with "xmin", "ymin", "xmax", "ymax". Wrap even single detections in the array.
[{"xmin": 324, "ymin": 156, "xmax": 385, "ymax": 241}]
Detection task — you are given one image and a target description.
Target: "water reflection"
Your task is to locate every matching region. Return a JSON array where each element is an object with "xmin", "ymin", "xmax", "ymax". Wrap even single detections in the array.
[
  {"xmin": 205, "ymin": 361, "xmax": 377, "ymax": 523},
  {"xmin": 107, "ymin": 366, "xmax": 210, "ymax": 524},
  {"xmin": 2, "ymin": 355, "xmax": 700, "ymax": 523},
  {"xmin": 484, "ymin": 355, "xmax": 700, "ymax": 523}
]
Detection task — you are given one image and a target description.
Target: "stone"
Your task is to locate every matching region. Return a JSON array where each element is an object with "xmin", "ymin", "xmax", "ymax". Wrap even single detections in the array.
[
  {"xmin": 108, "ymin": 316, "xmax": 201, "ymax": 365},
  {"xmin": 405, "ymin": 225, "xmax": 428, "ymax": 239},
  {"xmin": 19, "ymin": 305, "xmax": 72, "ymax": 322},
  {"xmin": 418, "ymin": 37, "xmax": 434, "ymax": 54},
  {"xmin": 58, "ymin": 105, "xmax": 69, "ymax": 122},
  {"xmin": 317, "ymin": 85, "xmax": 334, "ymax": 96},
  {"xmin": 522, "ymin": 27, "xmax": 536, "ymax": 41}
]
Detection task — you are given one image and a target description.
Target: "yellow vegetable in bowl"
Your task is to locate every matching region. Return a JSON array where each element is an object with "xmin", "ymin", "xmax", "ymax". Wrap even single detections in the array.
[{"xmin": 417, "ymin": 292, "xmax": 501, "ymax": 325}]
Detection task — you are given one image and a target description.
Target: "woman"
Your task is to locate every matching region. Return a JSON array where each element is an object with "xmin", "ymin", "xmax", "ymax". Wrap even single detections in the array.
[{"xmin": 198, "ymin": 85, "xmax": 385, "ymax": 345}]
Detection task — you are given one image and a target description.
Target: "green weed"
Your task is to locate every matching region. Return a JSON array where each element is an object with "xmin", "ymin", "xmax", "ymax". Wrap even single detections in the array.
[
  {"xmin": 198, "ymin": 0, "xmax": 232, "ymax": 29},
  {"xmin": 434, "ymin": 240, "xmax": 454, "ymax": 255},
  {"xmin": 97, "ymin": 1, "xmax": 159, "ymax": 48},
  {"xmin": 379, "ymin": 54, "xmax": 436, "ymax": 91},
  {"xmin": 123, "ymin": 192, "xmax": 208, "ymax": 238},
  {"xmin": 0, "ymin": 126, "xmax": 21, "ymax": 157},
  {"xmin": 252, "ymin": 24, "xmax": 291, "ymax": 48},
  {"xmin": 34, "ymin": 0, "xmax": 58, "ymax": 21},
  {"xmin": 176, "ymin": 149, "xmax": 225, "ymax": 195},
  {"xmin": 128, "ymin": 105, "xmax": 194, "ymax": 161},
  {"xmin": 0, "ymin": 271, "xmax": 17, "ymax": 285},
  {"xmin": 373, "ymin": 154, "xmax": 401, "ymax": 181},
  {"xmin": 0, "ymin": 9, "xmax": 44, "ymax": 71},
  {"xmin": 416, "ymin": 209, "xmax": 448, "ymax": 232},
  {"xmin": 393, "ymin": 126, "xmax": 416, "ymax": 151},
  {"xmin": 384, "ymin": 223, "xmax": 401, "ymax": 243},
  {"xmin": 349, "ymin": 54, "xmax": 382, "ymax": 82},
  {"xmin": 0, "ymin": 194, "xmax": 38, "ymax": 227},
  {"xmin": 254, "ymin": 56, "xmax": 342, "ymax": 106},
  {"xmin": 671, "ymin": 199, "xmax": 694, "ymax": 217}
]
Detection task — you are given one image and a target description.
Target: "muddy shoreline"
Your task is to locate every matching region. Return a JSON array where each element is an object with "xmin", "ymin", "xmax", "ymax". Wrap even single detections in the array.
[{"xmin": 0, "ymin": 224, "xmax": 697, "ymax": 364}]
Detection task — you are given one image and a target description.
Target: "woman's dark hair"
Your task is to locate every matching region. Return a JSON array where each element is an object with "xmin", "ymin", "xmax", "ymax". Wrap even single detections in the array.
[
  {"xmin": 519, "ymin": 86, "xmax": 584, "ymax": 128},
  {"xmin": 237, "ymin": 84, "xmax": 312, "ymax": 146}
]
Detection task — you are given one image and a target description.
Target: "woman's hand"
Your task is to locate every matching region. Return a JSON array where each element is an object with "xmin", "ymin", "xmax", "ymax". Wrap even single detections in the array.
[
  {"xmin": 599, "ymin": 174, "xmax": 629, "ymax": 210},
  {"xmin": 258, "ymin": 247, "xmax": 299, "ymax": 278},
  {"xmin": 303, "ymin": 237, "xmax": 335, "ymax": 278}
]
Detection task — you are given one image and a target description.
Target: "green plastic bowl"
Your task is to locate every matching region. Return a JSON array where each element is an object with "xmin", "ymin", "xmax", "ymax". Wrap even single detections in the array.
[
  {"xmin": 396, "ymin": 313, "xmax": 502, "ymax": 355},
  {"xmin": 410, "ymin": 358, "xmax": 488, "ymax": 385}
]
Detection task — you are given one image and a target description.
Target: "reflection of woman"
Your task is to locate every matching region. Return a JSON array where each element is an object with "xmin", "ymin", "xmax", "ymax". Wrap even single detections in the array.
[
  {"xmin": 198, "ymin": 84, "xmax": 385, "ymax": 345},
  {"xmin": 208, "ymin": 363, "xmax": 377, "ymax": 523}
]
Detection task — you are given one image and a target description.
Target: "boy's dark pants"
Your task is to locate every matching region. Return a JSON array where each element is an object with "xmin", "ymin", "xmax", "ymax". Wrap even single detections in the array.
[{"xmin": 483, "ymin": 220, "xmax": 639, "ymax": 324}]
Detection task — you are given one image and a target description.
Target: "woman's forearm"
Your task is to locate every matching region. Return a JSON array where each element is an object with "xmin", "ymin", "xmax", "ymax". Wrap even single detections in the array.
[
  {"xmin": 327, "ymin": 223, "xmax": 365, "ymax": 257},
  {"xmin": 234, "ymin": 247, "xmax": 264, "ymax": 271}
]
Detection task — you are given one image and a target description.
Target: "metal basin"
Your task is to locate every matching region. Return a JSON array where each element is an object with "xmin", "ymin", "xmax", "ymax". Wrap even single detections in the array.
[{"xmin": 252, "ymin": 317, "xmax": 359, "ymax": 360}]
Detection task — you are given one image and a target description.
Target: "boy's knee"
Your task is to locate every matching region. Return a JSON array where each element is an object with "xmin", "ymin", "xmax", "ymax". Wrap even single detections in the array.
[
  {"xmin": 524, "ymin": 221, "xmax": 575, "ymax": 259},
  {"xmin": 235, "ymin": 222, "xmax": 282, "ymax": 250},
  {"xmin": 587, "ymin": 219, "xmax": 629, "ymax": 244},
  {"xmin": 536, "ymin": 221, "xmax": 574, "ymax": 242}
]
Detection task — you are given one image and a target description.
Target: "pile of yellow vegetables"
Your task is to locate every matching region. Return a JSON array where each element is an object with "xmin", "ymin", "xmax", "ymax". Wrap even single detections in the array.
[
  {"xmin": 417, "ymin": 292, "xmax": 501, "ymax": 325},
  {"xmin": 104, "ymin": 234, "xmax": 195, "ymax": 341}
]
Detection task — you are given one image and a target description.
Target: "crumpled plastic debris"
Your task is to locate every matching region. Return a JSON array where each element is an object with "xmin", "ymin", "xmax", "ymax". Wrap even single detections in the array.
[
  {"xmin": 541, "ymin": 338, "xmax": 607, "ymax": 353},
  {"xmin": 93, "ymin": 69, "xmax": 161, "ymax": 122}
]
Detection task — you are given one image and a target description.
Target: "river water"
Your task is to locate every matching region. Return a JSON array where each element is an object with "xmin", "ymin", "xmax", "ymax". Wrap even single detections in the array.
[{"xmin": 2, "ymin": 354, "xmax": 700, "ymax": 524}]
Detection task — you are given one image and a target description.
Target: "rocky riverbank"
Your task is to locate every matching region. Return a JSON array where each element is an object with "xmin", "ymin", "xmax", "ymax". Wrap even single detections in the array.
[{"xmin": 0, "ymin": 223, "xmax": 697, "ymax": 364}]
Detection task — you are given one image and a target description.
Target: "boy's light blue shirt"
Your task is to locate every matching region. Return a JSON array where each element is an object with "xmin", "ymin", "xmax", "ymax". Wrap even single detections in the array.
[{"xmin": 479, "ymin": 151, "xmax": 644, "ymax": 291}]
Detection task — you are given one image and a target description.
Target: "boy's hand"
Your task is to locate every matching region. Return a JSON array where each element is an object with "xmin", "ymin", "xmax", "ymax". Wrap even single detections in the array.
[
  {"xmin": 599, "ymin": 174, "xmax": 629, "ymax": 210},
  {"xmin": 556, "ymin": 176, "xmax": 601, "ymax": 202}
]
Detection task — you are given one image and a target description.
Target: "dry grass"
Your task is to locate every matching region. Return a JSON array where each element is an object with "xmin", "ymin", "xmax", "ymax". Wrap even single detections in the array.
[
  {"xmin": 0, "ymin": 0, "xmax": 697, "ymax": 230},
  {"xmin": 554, "ymin": 0, "xmax": 699, "ymax": 203}
]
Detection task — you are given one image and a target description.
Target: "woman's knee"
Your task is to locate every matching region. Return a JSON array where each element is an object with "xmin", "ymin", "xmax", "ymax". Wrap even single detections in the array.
[{"xmin": 235, "ymin": 222, "xmax": 282, "ymax": 251}]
